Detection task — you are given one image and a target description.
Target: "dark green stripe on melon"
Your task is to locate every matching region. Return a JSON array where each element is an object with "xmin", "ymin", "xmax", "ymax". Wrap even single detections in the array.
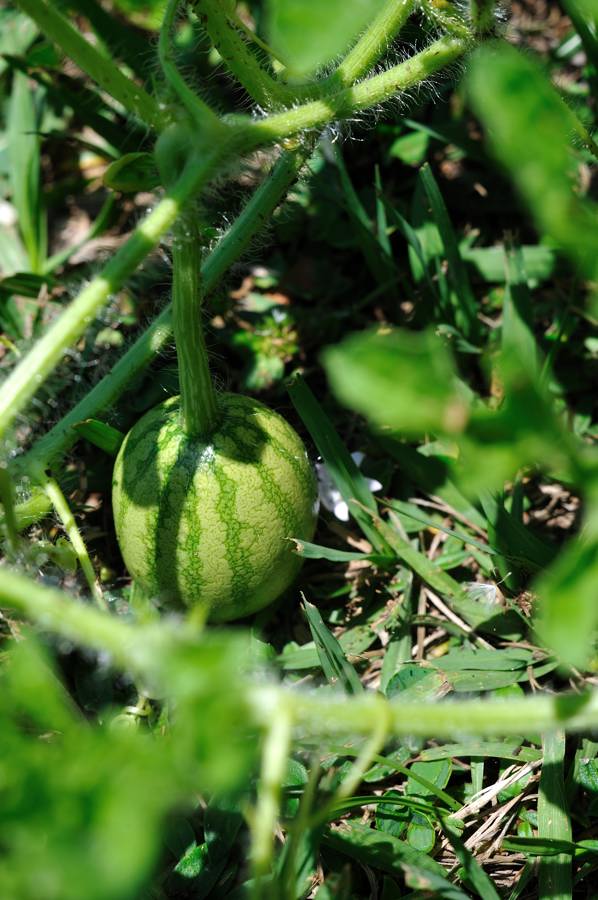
[{"xmin": 112, "ymin": 393, "xmax": 317, "ymax": 622}]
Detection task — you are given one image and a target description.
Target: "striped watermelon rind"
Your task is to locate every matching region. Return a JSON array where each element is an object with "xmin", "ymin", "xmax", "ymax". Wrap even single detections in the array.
[{"xmin": 112, "ymin": 393, "xmax": 317, "ymax": 621}]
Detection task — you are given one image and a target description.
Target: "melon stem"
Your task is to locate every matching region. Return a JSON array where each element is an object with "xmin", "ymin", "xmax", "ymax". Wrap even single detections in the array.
[{"xmin": 172, "ymin": 215, "xmax": 218, "ymax": 438}]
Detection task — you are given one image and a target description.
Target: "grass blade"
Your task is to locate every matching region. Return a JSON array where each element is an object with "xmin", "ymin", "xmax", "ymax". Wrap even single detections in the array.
[
  {"xmin": 8, "ymin": 70, "xmax": 47, "ymax": 273},
  {"xmin": 287, "ymin": 374, "xmax": 389, "ymax": 554},
  {"xmin": 538, "ymin": 730, "xmax": 573, "ymax": 900},
  {"xmin": 302, "ymin": 600, "xmax": 363, "ymax": 694},
  {"xmin": 419, "ymin": 163, "xmax": 478, "ymax": 339}
]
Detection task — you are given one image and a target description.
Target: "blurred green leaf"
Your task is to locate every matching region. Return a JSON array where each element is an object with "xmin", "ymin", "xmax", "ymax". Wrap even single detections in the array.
[
  {"xmin": 266, "ymin": 0, "xmax": 387, "ymax": 76},
  {"xmin": 0, "ymin": 8, "xmax": 38, "ymax": 76},
  {"xmin": 103, "ymin": 152, "xmax": 160, "ymax": 192},
  {"xmin": 459, "ymin": 347, "xmax": 577, "ymax": 493},
  {"xmin": 389, "ymin": 130, "xmax": 429, "ymax": 165},
  {"xmin": 535, "ymin": 533, "xmax": 598, "ymax": 669},
  {"xmin": 468, "ymin": 42, "xmax": 598, "ymax": 280},
  {"xmin": 8, "ymin": 71, "xmax": 47, "ymax": 273},
  {"xmin": 462, "ymin": 244, "xmax": 556, "ymax": 284},
  {"xmin": 323, "ymin": 327, "xmax": 470, "ymax": 437},
  {"xmin": 0, "ymin": 640, "xmax": 183, "ymax": 900},
  {"xmin": 288, "ymin": 373, "xmax": 390, "ymax": 553},
  {"xmin": 0, "ymin": 271, "xmax": 55, "ymax": 297}
]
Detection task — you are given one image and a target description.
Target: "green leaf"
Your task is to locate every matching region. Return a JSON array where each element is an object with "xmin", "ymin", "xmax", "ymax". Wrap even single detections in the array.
[
  {"xmin": 287, "ymin": 373, "xmax": 389, "ymax": 553},
  {"xmin": 375, "ymin": 790, "xmax": 409, "ymax": 839},
  {"xmin": 322, "ymin": 822, "xmax": 471, "ymax": 898},
  {"xmin": 460, "ymin": 347, "xmax": 578, "ymax": 495},
  {"xmin": 73, "ymin": 419, "xmax": 125, "ymax": 456},
  {"xmin": 420, "ymin": 742, "xmax": 541, "ymax": 763},
  {"xmin": 538, "ymin": 731, "xmax": 572, "ymax": 899},
  {"xmin": 103, "ymin": 152, "xmax": 161, "ymax": 193},
  {"xmin": 0, "ymin": 8, "xmax": 38, "ymax": 76},
  {"xmin": 389, "ymin": 130, "xmax": 429, "ymax": 165},
  {"xmin": 278, "ymin": 625, "xmax": 376, "ymax": 671},
  {"xmin": 8, "ymin": 71, "xmax": 47, "ymax": 273},
  {"xmin": 334, "ymin": 147, "xmax": 396, "ymax": 290},
  {"xmin": 535, "ymin": 534, "xmax": 598, "ymax": 669},
  {"xmin": 406, "ymin": 760, "xmax": 451, "ymax": 798},
  {"xmin": 323, "ymin": 327, "xmax": 470, "ymax": 437},
  {"xmin": 419, "ymin": 164, "xmax": 478, "ymax": 339},
  {"xmin": 467, "ymin": 42, "xmax": 598, "ymax": 280},
  {"xmin": 407, "ymin": 812, "xmax": 435, "ymax": 853},
  {"xmin": 0, "ymin": 272, "xmax": 55, "ymax": 298},
  {"xmin": 291, "ymin": 538, "xmax": 390, "ymax": 565},
  {"xmin": 302, "ymin": 600, "xmax": 363, "ymax": 693},
  {"xmin": 266, "ymin": 0, "xmax": 387, "ymax": 76},
  {"xmin": 462, "ymin": 244, "xmax": 556, "ymax": 284},
  {"xmin": 386, "ymin": 664, "xmax": 446, "ymax": 702}
]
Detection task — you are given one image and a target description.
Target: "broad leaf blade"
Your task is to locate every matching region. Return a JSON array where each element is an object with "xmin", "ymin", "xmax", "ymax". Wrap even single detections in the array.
[
  {"xmin": 468, "ymin": 42, "xmax": 598, "ymax": 280},
  {"xmin": 323, "ymin": 327, "xmax": 470, "ymax": 437},
  {"xmin": 266, "ymin": 0, "xmax": 387, "ymax": 76}
]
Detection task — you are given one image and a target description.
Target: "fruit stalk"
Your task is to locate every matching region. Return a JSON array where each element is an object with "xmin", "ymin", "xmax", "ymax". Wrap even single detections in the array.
[
  {"xmin": 172, "ymin": 215, "xmax": 218, "ymax": 438},
  {"xmin": 0, "ymin": 146, "xmax": 224, "ymax": 442}
]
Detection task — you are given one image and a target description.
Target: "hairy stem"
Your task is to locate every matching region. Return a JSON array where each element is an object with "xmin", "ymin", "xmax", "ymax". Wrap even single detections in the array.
[
  {"xmin": 13, "ymin": 146, "xmax": 311, "ymax": 482},
  {"xmin": 172, "ymin": 216, "xmax": 218, "ymax": 437},
  {"xmin": 0, "ymin": 147, "xmax": 225, "ymax": 442},
  {"xmin": 239, "ymin": 36, "xmax": 470, "ymax": 145},
  {"xmin": 13, "ymin": 0, "xmax": 162, "ymax": 129},
  {"xmin": 196, "ymin": 0, "xmax": 285, "ymax": 107},
  {"xmin": 330, "ymin": 0, "xmax": 416, "ymax": 87},
  {"xmin": 273, "ymin": 0, "xmax": 416, "ymax": 104},
  {"xmin": 2, "ymin": 566, "xmax": 598, "ymax": 738},
  {"xmin": 159, "ymin": 0, "xmax": 222, "ymax": 131},
  {"xmin": 7, "ymin": 35, "xmax": 468, "ymax": 474}
]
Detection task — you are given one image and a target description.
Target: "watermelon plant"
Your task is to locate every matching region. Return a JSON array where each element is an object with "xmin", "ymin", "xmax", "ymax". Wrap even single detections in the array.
[{"xmin": 1, "ymin": 0, "xmax": 598, "ymax": 897}]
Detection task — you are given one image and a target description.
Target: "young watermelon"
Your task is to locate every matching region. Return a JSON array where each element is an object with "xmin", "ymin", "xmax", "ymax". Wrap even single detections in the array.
[{"xmin": 112, "ymin": 392, "xmax": 317, "ymax": 622}]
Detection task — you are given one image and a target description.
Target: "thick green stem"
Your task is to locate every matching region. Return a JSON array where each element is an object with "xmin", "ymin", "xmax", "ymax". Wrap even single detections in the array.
[
  {"xmin": 13, "ymin": 146, "xmax": 310, "ymax": 482},
  {"xmin": 329, "ymin": 0, "xmax": 415, "ymax": 87},
  {"xmin": 13, "ymin": 0, "xmax": 162, "ymax": 130},
  {"xmin": 0, "ymin": 147, "xmax": 225, "ymax": 443},
  {"xmin": 172, "ymin": 216, "xmax": 218, "ymax": 437},
  {"xmin": 199, "ymin": 0, "xmax": 416, "ymax": 108},
  {"xmin": 273, "ymin": 0, "xmax": 416, "ymax": 104},
  {"xmin": 196, "ymin": 0, "xmax": 285, "ymax": 108},
  {"xmin": 239, "ymin": 36, "xmax": 470, "ymax": 145},
  {"xmin": 159, "ymin": 0, "xmax": 222, "ymax": 131},
  {"xmin": 6, "ymin": 35, "xmax": 468, "ymax": 474},
  {"xmin": 251, "ymin": 700, "xmax": 293, "ymax": 887},
  {"xmin": 2, "ymin": 566, "xmax": 598, "ymax": 738}
]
